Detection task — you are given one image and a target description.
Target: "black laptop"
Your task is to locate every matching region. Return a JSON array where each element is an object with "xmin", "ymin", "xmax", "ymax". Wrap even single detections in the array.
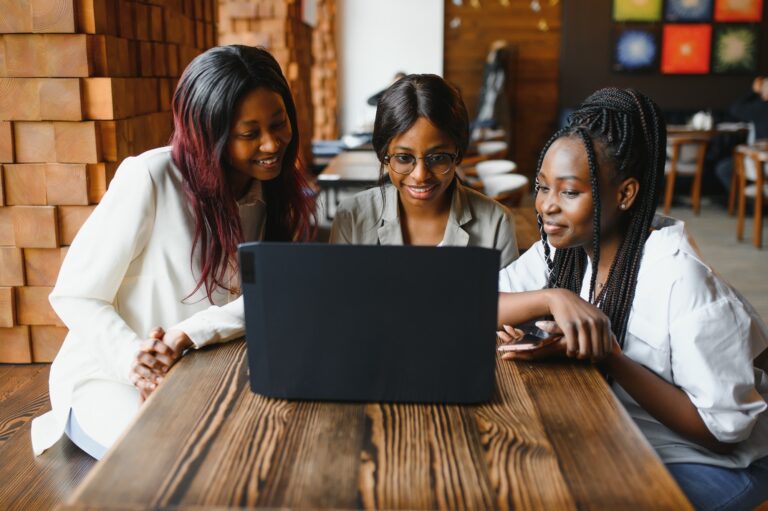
[{"xmin": 238, "ymin": 243, "xmax": 499, "ymax": 404}]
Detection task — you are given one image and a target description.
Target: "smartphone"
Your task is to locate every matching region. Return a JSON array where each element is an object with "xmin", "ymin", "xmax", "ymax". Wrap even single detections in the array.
[{"xmin": 497, "ymin": 322, "xmax": 559, "ymax": 352}]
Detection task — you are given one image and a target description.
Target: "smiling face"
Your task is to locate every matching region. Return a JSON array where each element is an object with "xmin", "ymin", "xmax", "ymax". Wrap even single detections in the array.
[
  {"xmin": 386, "ymin": 117, "xmax": 456, "ymax": 211},
  {"xmin": 226, "ymin": 87, "xmax": 293, "ymax": 194},
  {"xmin": 535, "ymin": 136, "xmax": 635, "ymax": 251}
]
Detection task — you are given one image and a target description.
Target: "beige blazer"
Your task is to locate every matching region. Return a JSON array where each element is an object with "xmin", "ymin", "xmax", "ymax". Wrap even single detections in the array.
[{"xmin": 329, "ymin": 181, "xmax": 518, "ymax": 268}]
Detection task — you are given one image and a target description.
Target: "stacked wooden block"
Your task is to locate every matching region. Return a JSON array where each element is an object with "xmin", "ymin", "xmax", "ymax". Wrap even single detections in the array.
[
  {"xmin": 310, "ymin": 0, "xmax": 337, "ymax": 141},
  {"xmin": 0, "ymin": 0, "xmax": 217, "ymax": 363},
  {"xmin": 218, "ymin": 0, "xmax": 314, "ymax": 165}
]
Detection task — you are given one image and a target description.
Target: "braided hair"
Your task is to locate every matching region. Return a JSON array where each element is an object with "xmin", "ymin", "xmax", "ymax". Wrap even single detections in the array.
[{"xmin": 535, "ymin": 88, "xmax": 666, "ymax": 347}]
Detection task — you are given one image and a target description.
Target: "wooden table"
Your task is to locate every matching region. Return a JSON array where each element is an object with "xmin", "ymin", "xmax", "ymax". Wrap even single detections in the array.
[
  {"xmin": 318, "ymin": 150, "xmax": 382, "ymax": 188},
  {"xmin": 317, "ymin": 150, "xmax": 382, "ymax": 220},
  {"xmin": 63, "ymin": 341, "xmax": 691, "ymax": 510}
]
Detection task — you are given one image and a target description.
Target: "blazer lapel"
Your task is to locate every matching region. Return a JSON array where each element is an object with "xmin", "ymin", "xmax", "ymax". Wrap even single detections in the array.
[
  {"xmin": 441, "ymin": 182, "xmax": 471, "ymax": 247},
  {"xmin": 377, "ymin": 185, "xmax": 404, "ymax": 245}
]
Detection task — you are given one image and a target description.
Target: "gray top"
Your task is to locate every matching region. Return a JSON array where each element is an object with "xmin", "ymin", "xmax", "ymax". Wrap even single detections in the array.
[{"xmin": 329, "ymin": 181, "xmax": 519, "ymax": 268}]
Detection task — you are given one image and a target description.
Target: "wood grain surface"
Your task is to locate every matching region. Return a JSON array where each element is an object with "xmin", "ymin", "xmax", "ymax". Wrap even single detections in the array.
[
  {"xmin": 66, "ymin": 341, "xmax": 692, "ymax": 510},
  {"xmin": 0, "ymin": 364, "xmax": 95, "ymax": 511}
]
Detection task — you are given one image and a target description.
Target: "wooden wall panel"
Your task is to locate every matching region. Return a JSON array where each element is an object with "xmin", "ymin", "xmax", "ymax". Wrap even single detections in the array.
[
  {"xmin": 443, "ymin": 0, "xmax": 560, "ymax": 177},
  {"xmin": 218, "ymin": 0, "xmax": 336, "ymax": 161},
  {"xmin": 0, "ymin": 0, "xmax": 217, "ymax": 362},
  {"xmin": 218, "ymin": 0, "xmax": 309, "ymax": 159}
]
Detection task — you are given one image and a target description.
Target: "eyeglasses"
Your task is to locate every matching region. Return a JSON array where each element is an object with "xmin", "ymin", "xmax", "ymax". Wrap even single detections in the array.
[{"xmin": 383, "ymin": 152, "xmax": 457, "ymax": 175}]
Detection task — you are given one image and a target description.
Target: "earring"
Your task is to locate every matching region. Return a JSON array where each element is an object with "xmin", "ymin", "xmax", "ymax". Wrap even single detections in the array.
[{"xmin": 619, "ymin": 203, "xmax": 627, "ymax": 210}]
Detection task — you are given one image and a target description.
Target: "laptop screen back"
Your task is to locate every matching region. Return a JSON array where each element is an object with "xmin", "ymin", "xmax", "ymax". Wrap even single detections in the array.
[{"xmin": 239, "ymin": 243, "xmax": 499, "ymax": 404}]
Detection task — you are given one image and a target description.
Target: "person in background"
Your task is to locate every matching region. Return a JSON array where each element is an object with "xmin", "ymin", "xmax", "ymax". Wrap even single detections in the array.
[
  {"xmin": 715, "ymin": 76, "xmax": 768, "ymax": 192},
  {"xmin": 367, "ymin": 71, "xmax": 407, "ymax": 106},
  {"xmin": 330, "ymin": 74, "xmax": 518, "ymax": 268},
  {"xmin": 496, "ymin": 88, "xmax": 768, "ymax": 511},
  {"xmin": 31, "ymin": 45, "xmax": 315, "ymax": 460}
]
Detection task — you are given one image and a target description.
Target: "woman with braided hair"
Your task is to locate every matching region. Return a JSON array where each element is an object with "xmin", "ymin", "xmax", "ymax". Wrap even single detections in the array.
[{"xmin": 496, "ymin": 88, "xmax": 768, "ymax": 510}]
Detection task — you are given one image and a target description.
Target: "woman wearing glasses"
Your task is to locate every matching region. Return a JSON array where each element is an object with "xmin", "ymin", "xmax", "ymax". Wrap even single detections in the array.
[{"xmin": 330, "ymin": 74, "xmax": 518, "ymax": 267}]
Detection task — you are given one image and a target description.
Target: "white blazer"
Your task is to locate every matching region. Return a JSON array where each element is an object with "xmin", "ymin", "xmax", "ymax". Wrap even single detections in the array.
[{"xmin": 31, "ymin": 147, "xmax": 257, "ymax": 455}]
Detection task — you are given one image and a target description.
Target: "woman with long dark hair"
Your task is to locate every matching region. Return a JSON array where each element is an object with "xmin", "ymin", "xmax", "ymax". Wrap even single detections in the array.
[
  {"xmin": 329, "ymin": 74, "xmax": 517, "ymax": 268},
  {"xmin": 31, "ymin": 45, "xmax": 315, "ymax": 459},
  {"xmin": 496, "ymin": 88, "xmax": 768, "ymax": 510}
]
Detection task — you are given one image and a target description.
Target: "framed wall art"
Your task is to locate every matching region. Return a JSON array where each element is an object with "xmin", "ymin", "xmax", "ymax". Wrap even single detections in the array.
[{"xmin": 661, "ymin": 24, "xmax": 712, "ymax": 74}]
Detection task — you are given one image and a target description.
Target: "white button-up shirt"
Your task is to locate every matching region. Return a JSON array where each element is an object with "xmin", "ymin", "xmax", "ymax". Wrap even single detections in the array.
[{"xmin": 499, "ymin": 215, "xmax": 768, "ymax": 468}]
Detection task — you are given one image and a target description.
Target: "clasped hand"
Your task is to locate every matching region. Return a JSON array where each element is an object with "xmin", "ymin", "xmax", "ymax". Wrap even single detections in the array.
[{"xmin": 129, "ymin": 327, "xmax": 189, "ymax": 401}]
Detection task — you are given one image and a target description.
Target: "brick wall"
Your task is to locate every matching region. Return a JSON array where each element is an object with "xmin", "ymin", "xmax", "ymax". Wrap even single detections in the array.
[{"xmin": 0, "ymin": 0, "xmax": 217, "ymax": 363}]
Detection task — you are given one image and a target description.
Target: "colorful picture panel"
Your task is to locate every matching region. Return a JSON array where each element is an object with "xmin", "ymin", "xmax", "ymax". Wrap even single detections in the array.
[
  {"xmin": 613, "ymin": 0, "xmax": 662, "ymax": 21},
  {"xmin": 665, "ymin": 0, "xmax": 713, "ymax": 21},
  {"xmin": 712, "ymin": 25, "xmax": 758, "ymax": 73},
  {"xmin": 613, "ymin": 25, "xmax": 660, "ymax": 72},
  {"xmin": 661, "ymin": 24, "xmax": 712, "ymax": 74},
  {"xmin": 714, "ymin": 0, "xmax": 763, "ymax": 22}
]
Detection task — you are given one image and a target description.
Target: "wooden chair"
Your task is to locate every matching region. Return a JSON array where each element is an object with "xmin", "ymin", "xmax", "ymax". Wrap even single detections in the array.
[
  {"xmin": 663, "ymin": 133, "xmax": 711, "ymax": 215},
  {"xmin": 735, "ymin": 144, "xmax": 768, "ymax": 248},
  {"xmin": 461, "ymin": 141, "xmax": 509, "ymax": 167},
  {"xmin": 729, "ymin": 140, "xmax": 768, "ymax": 215}
]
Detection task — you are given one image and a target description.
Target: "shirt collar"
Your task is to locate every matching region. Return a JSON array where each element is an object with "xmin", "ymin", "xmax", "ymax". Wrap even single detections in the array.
[
  {"xmin": 376, "ymin": 181, "xmax": 471, "ymax": 246},
  {"xmin": 643, "ymin": 214, "xmax": 707, "ymax": 267},
  {"xmin": 237, "ymin": 179, "xmax": 264, "ymax": 206}
]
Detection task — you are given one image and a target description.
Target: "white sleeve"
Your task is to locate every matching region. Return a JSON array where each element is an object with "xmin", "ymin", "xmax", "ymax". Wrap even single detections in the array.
[
  {"xmin": 170, "ymin": 297, "xmax": 245, "ymax": 349},
  {"xmin": 498, "ymin": 240, "xmax": 550, "ymax": 292},
  {"xmin": 670, "ymin": 275, "xmax": 768, "ymax": 443},
  {"xmin": 49, "ymin": 156, "xmax": 155, "ymax": 383}
]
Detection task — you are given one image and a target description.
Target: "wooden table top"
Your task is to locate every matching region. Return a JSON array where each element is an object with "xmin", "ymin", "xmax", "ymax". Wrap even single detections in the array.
[
  {"xmin": 318, "ymin": 150, "xmax": 381, "ymax": 186},
  {"xmin": 64, "ymin": 340, "xmax": 690, "ymax": 510}
]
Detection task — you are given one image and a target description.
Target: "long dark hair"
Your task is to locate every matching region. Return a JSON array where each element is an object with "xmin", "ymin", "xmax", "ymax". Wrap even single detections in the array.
[
  {"xmin": 171, "ymin": 45, "xmax": 315, "ymax": 302},
  {"xmin": 536, "ymin": 88, "xmax": 666, "ymax": 346},
  {"xmin": 372, "ymin": 74, "xmax": 470, "ymax": 175}
]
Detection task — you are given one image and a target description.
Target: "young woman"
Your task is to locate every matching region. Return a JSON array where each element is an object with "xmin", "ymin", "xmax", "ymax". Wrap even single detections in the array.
[
  {"xmin": 496, "ymin": 88, "xmax": 768, "ymax": 510},
  {"xmin": 31, "ymin": 45, "xmax": 315, "ymax": 459},
  {"xmin": 329, "ymin": 74, "xmax": 517, "ymax": 268}
]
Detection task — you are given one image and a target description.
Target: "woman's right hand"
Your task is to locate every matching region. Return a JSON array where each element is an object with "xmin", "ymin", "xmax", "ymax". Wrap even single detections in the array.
[
  {"xmin": 130, "ymin": 327, "xmax": 190, "ymax": 401},
  {"xmin": 543, "ymin": 288, "xmax": 614, "ymax": 361}
]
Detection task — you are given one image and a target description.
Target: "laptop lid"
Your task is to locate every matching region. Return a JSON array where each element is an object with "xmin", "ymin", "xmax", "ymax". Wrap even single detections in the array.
[{"xmin": 239, "ymin": 243, "xmax": 499, "ymax": 404}]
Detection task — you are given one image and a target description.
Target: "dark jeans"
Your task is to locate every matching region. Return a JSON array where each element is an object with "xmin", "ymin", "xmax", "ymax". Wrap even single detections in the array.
[
  {"xmin": 667, "ymin": 456, "xmax": 768, "ymax": 511},
  {"xmin": 716, "ymin": 157, "xmax": 734, "ymax": 194}
]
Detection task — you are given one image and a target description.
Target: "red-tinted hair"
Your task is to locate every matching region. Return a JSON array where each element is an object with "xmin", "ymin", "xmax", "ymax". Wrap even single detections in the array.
[{"xmin": 171, "ymin": 45, "xmax": 315, "ymax": 302}]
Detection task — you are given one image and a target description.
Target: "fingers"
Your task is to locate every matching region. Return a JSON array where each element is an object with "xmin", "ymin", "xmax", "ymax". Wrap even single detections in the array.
[
  {"xmin": 604, "ymin": 323, "xmax": 615, "ymax": 358},
  {"xmin": 535, "ymin": 320, "xmax": 563, "ymax": 335},
  {"xmin": 502, "ymin": 324, "xmax": 524, "ymax": 340},
  {"xmin": 147, "ymin": 326, "xmax": 165, "ymax": 340},
  {"xmin": 137, "ymin": 351, "xmax": 174, "ymax": 374},
  {"xmin": 561, "ymin": 321, "xmax": 579, "ymax": 358},
  {"xmin": 500, "ymin": 338, "xmax": 566, "ymax": 361},
  {"xmin": 589, "ymin": 318, "xmax": 602, "ymax": 361},
  {"xmin": 132, "ymin": 361, "xmax": 159, "ymax": 382},
  {"xmin": 497, "ymin": 324, "xmax": 526, "ymax": 344}
]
